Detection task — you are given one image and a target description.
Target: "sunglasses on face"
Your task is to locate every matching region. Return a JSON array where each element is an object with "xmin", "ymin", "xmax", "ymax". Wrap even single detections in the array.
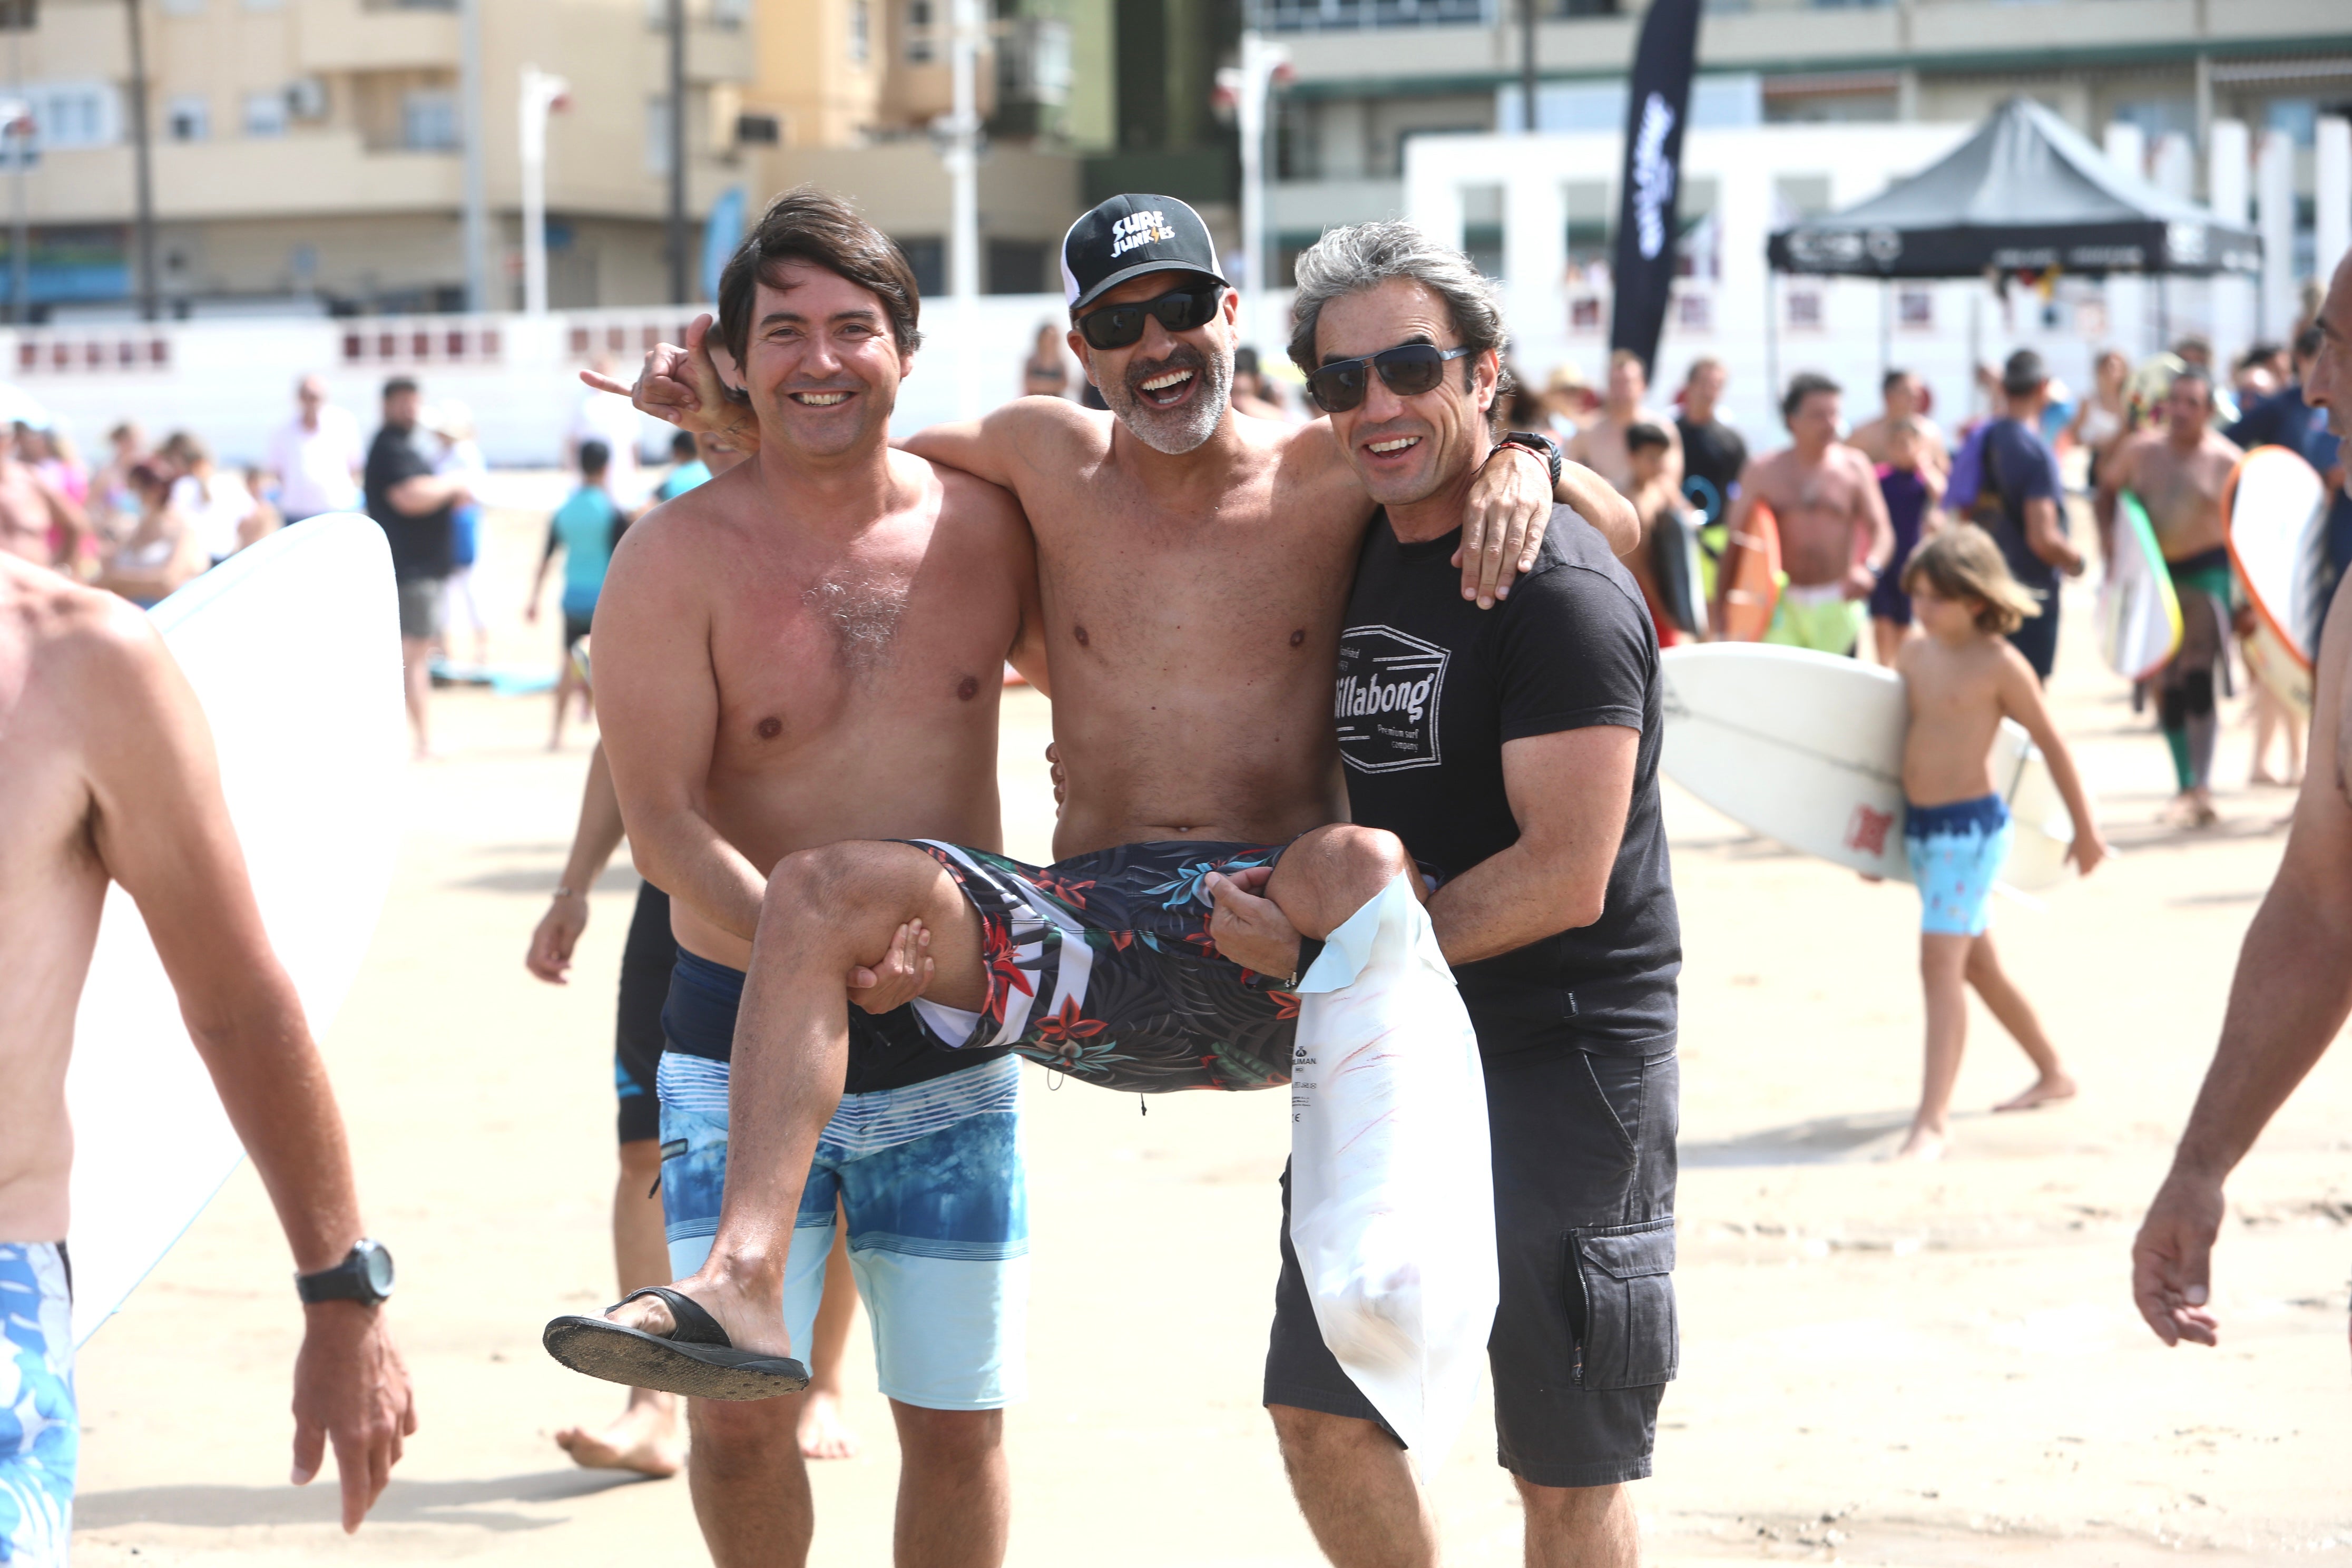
[
  {"xmin": 1075, "ymin": 283, "xmax": 1224, "ymax": 350},
  {"xmin": 1305, "ymin": 343, "xmax": 1476, "ymax": 415}
]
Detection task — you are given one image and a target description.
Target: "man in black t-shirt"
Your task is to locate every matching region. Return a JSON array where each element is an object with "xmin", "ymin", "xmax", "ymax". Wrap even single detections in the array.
[
  {"xmin": 364, "ymin": 376, "xmax": 469, "ymax": 758},
  {"xmin": 1213, "ymin": 221, "xmax": 1680, "ymax": 1568},
  {"xmin": 1674, "ymin": 354, "xmax": 1745, "ymax": 532},
  {"xmin": 1951, "ymin": 351, "xmax": 2082, "ymax": 681}
]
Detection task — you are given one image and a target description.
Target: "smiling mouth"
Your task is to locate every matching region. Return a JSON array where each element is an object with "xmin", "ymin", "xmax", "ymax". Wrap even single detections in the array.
[
  {"xmin": 1365, "ymin": 435, "xmax": 1422, "ymax": 455},
  {"xmin": 1136, "ymin": 368, "xmax": 1195, "ymax": 407},
  {"xmin": 789, "ymin": 390, "xmax": 853, "ymax": 407}
]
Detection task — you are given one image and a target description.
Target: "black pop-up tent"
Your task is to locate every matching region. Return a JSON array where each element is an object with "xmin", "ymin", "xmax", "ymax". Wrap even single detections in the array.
[{"xmin": 1767, "ymin": 96, "xmax": 2261, "ymax": 279}]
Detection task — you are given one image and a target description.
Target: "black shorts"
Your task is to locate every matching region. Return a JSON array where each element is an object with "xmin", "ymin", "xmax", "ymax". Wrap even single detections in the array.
[
  {"xmin": 563, "ymin": 611, "xmax": 594, "ymax": 649},
  {"xmin": 615, "ymin": 882, "xmax": 675, "ymax": 1144},
  {"xmin": 1265, "ymin": 1039, "xmax": 1680, "ymax": 1489}
]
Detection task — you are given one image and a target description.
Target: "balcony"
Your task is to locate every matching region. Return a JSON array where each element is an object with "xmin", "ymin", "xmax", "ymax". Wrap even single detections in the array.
[{"xmin": 295, "ymin": 0, "xmax": 459, "ymax": 74}]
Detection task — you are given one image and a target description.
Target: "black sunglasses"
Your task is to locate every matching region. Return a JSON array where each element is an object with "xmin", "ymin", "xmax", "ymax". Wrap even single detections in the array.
[
  {"xmin": 1304, "ymin": 342, "xmax": 1475, "ymax": 414},
  {"xmin": 1075, "ymin": 283, "xmax": 1224, "ymax": 350}
]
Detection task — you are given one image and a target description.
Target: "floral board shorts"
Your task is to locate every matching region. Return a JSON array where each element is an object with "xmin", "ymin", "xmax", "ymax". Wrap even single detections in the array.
[
  {"xmin": 0, "ymin": 1242, "xmax": 75, "ymax": 1566},
  {"xmin": 904, "ymin": 838, "xmax": 1299, "ymax": 1093}
]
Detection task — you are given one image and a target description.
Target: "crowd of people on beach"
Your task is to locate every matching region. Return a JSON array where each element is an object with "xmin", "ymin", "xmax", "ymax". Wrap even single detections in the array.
[{"xmin": 4, "ymin": 182, "xmax": 2352, "ymax": 1568}]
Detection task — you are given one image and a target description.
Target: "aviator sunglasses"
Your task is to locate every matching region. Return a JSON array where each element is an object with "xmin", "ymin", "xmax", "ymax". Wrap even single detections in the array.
[
  {"xmin": 1075, "ymin": 282, "xmax": 1225, "ymax": 350},
  {"xmin": 1304, "ymin": 343, "xmax": 1475, "ymax": 415}
]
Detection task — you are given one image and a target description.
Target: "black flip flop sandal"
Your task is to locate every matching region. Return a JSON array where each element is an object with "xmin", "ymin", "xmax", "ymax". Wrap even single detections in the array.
[{"xmin": 543, "ymin": 1286, "xmax": 811, "ymax": 1402}]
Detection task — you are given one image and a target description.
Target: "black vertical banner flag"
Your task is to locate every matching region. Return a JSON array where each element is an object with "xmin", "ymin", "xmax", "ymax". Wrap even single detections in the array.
[{"xmin": 1608, "ymin": 0, "xmax": 1701, "ymax": 380}]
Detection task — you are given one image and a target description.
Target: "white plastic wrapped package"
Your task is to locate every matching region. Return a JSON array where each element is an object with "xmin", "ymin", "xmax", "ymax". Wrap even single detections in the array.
[{"xmin": 1289, "ymin": 873, "xmax": 1499, "ymax": 1474}]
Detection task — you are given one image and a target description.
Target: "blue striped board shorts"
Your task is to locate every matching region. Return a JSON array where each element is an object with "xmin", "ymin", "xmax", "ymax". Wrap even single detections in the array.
[
  {"xmin": 657, "ymin": 1046, "xmax": 1029, "ymax": 1412},
  {"xmin": 1904, "ymin": 794, "xmax": 2012, "ymax": 937},
  {"xmin": 0, "ymin": 1242, "xmax": 76, "ymax": 1565}
]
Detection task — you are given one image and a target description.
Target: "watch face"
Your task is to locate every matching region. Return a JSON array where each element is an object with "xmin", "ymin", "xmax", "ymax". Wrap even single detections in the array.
[{"xmin": 359, "ymin": 1240, "xmax": 396, "ymax": 1296}]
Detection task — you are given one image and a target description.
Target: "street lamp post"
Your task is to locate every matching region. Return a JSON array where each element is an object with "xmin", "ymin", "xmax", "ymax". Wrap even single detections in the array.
[
  {"xmin": 1223, "ymin": 31, "xmax": 1290, "ymax": 354},
  {"xmin": 519, "ymin": 65, "xmax": 569, "ymax": 317}
]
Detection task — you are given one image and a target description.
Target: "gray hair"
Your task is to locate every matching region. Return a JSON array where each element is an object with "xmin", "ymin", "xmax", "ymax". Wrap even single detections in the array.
[{"xmin": 1287, "ymin": 221, "xmax": 1512, "ymax": 423}]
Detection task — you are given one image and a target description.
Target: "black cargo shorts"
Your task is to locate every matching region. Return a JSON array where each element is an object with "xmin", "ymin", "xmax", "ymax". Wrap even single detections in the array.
[{"xmin": 1264, "ymin": 1031, "xmax": 1679, "ymax": 1489}]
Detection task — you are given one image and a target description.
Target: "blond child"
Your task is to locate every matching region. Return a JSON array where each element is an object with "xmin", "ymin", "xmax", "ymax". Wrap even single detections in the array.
[{"xmin": 1893, "ymin": 525, "xmax": 2109, "ymax": 1160}]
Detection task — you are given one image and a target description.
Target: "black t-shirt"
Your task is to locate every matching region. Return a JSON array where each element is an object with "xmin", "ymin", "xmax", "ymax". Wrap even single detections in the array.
[
  {"xmin": 1979, "ymin": 417, "xmax": 2064, "ymax": 593},
  {"xmin": 1676, "ymin": 415, "xmax": 1746, "ymax": 528},
  {"xmin": 364, "ymin": 423, "xmax": 454, "ymax": 581},
  {"xmin": 1336, "ymin": 504, "xmax": 1681, "ymax": 1058}
]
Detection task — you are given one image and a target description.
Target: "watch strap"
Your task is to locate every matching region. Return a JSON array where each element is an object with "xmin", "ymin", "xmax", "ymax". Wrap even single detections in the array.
[{"xmin": 1495, "ymin": 430, "xmax": 1564, "ymax": 488}]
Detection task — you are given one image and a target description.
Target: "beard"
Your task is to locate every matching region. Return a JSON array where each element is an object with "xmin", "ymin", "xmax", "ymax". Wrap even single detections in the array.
[{"xmin": 1098, "ymin": 341, "xmax": 1232, "ymax": 456}]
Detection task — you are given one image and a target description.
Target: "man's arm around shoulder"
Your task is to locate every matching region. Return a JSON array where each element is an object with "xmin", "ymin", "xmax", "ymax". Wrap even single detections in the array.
[
  {"xmin": 901, "ymin": 394, "xmax": 1092, "ymax": 493},
  {"xmin": 67, "ymin": 594, "xmax": 415, "ymax": 1531}
]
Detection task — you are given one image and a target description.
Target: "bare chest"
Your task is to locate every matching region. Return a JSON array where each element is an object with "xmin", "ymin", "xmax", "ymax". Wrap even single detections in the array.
[{"xmin": 2135, "ymin": 449, "xmax": 2226, "ymax": 541}]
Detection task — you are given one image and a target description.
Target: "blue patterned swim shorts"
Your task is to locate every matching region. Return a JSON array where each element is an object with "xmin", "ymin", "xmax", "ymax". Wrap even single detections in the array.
[
  {"xmin": 1905, "ymin": 795, "xmax": 2012, "ymax": 937},
  {"xmin": 0, "ymin": 1242, "xmax": 76, "ymax": 1566}
]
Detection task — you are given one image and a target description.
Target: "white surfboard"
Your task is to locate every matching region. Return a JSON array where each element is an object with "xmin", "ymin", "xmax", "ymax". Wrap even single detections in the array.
[
  {"xmin": 2100, "ymin": 493, "xmax": 2181, "ymax": 683},
  {"xmin": 2226, "ymin": 445, "xmax": 2330, "ymax": 716},
  {"xmin": 64, "ymin": 515, "xmax": 406, "ymax": 1346},
  {"xmin": 1659, "ymin": 643, "xmax": 2075, "ymax": 892}
]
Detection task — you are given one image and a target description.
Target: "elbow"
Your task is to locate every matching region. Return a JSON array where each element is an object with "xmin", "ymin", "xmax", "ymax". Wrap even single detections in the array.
[{"xmin": 1555, "ymin": 882, "xmax": 1609, "ymax": 933}]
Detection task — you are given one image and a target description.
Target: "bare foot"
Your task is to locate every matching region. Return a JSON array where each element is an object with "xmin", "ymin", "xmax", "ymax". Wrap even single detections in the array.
[
  {"xmin": 606, "ymin": 1275, "xmax": 796, "ymax": 1363},
  {"xmin": 1994, "ymin": 1073, "xmax": 2078, "ymax": 1113},
  {"xmin": 797, "ymin": 1387, "xmax": 859, "ymax": 1461},
  {"xmin": 555, "ymin": 1394, "xmax": 684, "ymax": 1478},
  {"xmin": 2249, "ymin": 766, "xmax": 2280, "ymax": 788},
  {"xmin": 1892, "ymin": 1124, "xmax": 1947, "ymax": 1162}
]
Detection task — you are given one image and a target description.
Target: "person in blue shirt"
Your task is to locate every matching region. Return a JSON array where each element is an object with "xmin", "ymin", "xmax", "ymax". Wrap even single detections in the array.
[
  {"xmin": 528, "ymin": 438, "xmax": 631, "ymax": 750},
  {"xmin": 654, "ymin": 429, "xmax": 712, "ymax": 503}
]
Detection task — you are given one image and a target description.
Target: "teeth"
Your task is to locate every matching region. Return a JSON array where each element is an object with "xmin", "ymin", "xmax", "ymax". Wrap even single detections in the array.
[
  {"xmin": 1367, "ymin": 437, "xmax": 1420, "ymax": 454},
  {"xmin": 1141, "ymin": 370, "xmax": 1194, "ymax": 393},
  {"xmin": 794, "ymin": 391, "xmax": 850, "ymax": 406}
]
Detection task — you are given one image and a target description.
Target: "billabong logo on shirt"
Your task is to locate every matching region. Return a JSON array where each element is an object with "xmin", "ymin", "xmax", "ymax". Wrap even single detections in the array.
[
  {"xmin": 1334, "ymin": 624, "xmax": 1447, "ymax": 774},
  {"xmin": 1109, "ymin": 210, "xmax": 1176, "ymax": 259}
]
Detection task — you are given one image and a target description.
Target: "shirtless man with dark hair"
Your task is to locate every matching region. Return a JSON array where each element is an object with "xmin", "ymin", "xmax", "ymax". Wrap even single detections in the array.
[
  {"xmin": 2098, "ymin": 370, "xmax": 2243, "ymax": 825},
  {"xmin": 1849, "ymin": 368, "xmax": 1950, "ymax": 478},
  {"xmin": 1718, "ymin": 371, "xmax": 1894, "ymax": 655},
  {"xmin": 0, "ymin": 556, "xmax": 414, "ymax": 1557}
]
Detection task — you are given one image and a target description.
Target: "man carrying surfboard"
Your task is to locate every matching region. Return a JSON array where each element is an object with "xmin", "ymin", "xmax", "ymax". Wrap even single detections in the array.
[
  {"xmin": 1717, "ymin": 371, "xmax": 1894, "ymax": 656},
  {"xmin": 2133, "ymin": 251, "xmax": 2352, "ymax": 1351},
  {"xmin": 0, "ymin": 555, "xmax": 416, "ymax": 1553},
  {"xmin": 2098, "ymin": 368, "xmax": 2245, "ymax": 827}
]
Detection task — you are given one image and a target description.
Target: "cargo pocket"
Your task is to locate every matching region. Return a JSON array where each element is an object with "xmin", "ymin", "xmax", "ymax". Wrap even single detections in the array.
[{"xmin": 1565, "ymin": 1217, "xmax": 1678, "ymax": 1390}]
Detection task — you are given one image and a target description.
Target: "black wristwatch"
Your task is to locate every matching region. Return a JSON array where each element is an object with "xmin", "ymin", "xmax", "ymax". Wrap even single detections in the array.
[
  {"xmin": 1493, "ymin": 430, "xmax": 1563, "ymax": 489},
  {"xmin": 296, "ymin": 1238, "xmax": 396, "ymax": 1307}
]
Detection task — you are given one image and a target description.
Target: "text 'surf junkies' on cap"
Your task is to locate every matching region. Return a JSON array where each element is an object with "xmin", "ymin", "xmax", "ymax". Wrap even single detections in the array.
[{"xmin": 1060, "ymin": 194, "xmax": 1228, "ymax": 315}]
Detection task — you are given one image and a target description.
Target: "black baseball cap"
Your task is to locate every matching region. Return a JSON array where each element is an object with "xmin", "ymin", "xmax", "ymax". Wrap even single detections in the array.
[{"xmin": 1060, "ymin": 194, "xmax": 1228, "ymax": 315}]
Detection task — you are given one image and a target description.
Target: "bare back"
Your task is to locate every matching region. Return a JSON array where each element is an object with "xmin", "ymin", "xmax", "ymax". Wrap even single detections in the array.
[
  {"xmin": 2117, "ymin": 429, "xmax": 2240, "ymax": 561},
  {"xmin": 919, "ymin": 400, "xmax": 1371, "ymax": 857},
  {"xmin": 595, "ymin": 447, "xmax": 1041, "ymax": 968},
  {"xmin": 1743, "ymin": 442, "xmax": 1880, "ymax": 587}
]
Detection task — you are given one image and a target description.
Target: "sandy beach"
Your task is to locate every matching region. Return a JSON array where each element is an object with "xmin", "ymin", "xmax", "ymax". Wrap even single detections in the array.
[{"xmin": 68, "ymin": 498, "xmax": 2352, "ymax": 1566}]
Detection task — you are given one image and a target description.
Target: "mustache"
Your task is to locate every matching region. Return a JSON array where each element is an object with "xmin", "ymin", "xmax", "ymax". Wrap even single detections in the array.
[{"xmin": 1124, "ymin": 344, "xmax": 1208, "ymax": 394}]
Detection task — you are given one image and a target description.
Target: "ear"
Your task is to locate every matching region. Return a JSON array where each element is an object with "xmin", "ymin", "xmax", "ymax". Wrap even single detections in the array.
[
  {"xmin": 1220, "ymin": 288, "xmax": 1240, "ymax": 326},
  {"xmin": 1473, "ymin": 348, "xmax": 1500, "ymax": 414},
  {"xmin": 1066, "ymin": 327, "xmax": 1097, "ymax": 389}
]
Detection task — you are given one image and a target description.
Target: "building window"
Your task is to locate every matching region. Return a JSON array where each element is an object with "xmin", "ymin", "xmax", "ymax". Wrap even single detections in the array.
[
  {"xmin": 849, "ymin": 0, "xmax": 871, "ymax": 63},
  {"xmin": 401, "ymin": 89, "xmax": 458, "ymax": 151},
  {"xmin": 1786, "ymin": 288, "xmax": 1823, "ymax": 330},
  {"xmin": 32, "ymin": 84, "xmax": 117, "ymax": 149},
  {"xmin": 242, "ymin": 91, "xmax": 288, "ymax": 138},
  {"xmin": 1897, "ymin": 288, "xmax": 1933, "ymax": 330},
  {"xmin": 711, "ymin": 0, "xmax": 750, "ymax": 23},
  {"xmin": 166, "ymin": 94, "xmax": 209, "ymax": 143},
  {"xmin": 646, "ymin": 97, "xmax": 676, "ymax": 174},
  {"xmin": 158, "ymin": 0, "xmax": 205, "ymax": 14},
  {"xmin": 736, "ymin": 112, "xmax": 781, "ymax": 146},
  {"xmin": 1674, "ymin": 292, "xmax": 1712, "ymax": 332},
  {"xmin": 906, "ymin": 0, "xmax": 935, "ymax": 63}
]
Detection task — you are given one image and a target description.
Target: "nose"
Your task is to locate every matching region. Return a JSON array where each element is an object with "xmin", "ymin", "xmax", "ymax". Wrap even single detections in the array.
[
  {"xmin": 1133, "ymin": 311, "xmax": 1182, "ymax": 362},
  {"xmin": 1358, "ymin": 363, "xmax": 1409, "ymax": 424}
]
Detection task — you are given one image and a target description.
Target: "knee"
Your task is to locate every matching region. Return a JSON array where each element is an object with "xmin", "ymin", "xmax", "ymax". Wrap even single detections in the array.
[
  {"xmin": 893, "ymin": 1404, "xmax": 1002, "ymax": 1469},
  {"xmin": 688, "ymin": 1397, "xmax": 801, "ymax": 1472},
  {"xmin": 761, "ymin": 841, "xmax": 897, "ymax": 939},
  {"xmin": 1514, "ymin": 1477, "xmax": 1624, "ymax": 1530},
  {"xmin": 1283, "ymin": 825, "xmax": 1413, "ymax": 932}
]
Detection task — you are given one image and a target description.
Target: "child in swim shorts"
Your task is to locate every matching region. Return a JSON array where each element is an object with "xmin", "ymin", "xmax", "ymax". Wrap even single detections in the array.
[{"xmin": 1892, "ymin": 524, "xmax": 2108, "ymax": 1160}]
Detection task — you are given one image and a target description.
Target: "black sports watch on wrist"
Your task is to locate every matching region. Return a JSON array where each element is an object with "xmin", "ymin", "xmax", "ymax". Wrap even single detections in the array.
[
  {"xmin": 296, "ymin": 1238, "xmax": 396, "ymax": 1307},
  {"xmin": 1493, "ymin": 430, "xmax": 1564, "ymax": 489}
]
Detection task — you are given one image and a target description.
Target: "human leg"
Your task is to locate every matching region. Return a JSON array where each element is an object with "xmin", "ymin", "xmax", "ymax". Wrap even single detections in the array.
[
  {"xmin": 587, "ymin": 843, "xmax": 987, "ymax": 1374},
  {"xmin": 1519, "ymin": 1480, "xmax": 1639, "ymax": 1568},
  {"xmin": 797, "ymin": 1216, "xmax": 861, "ymax": 1459},
  {"xmin": 1969, "ymin": 933, "xmax": 2077, "ymax": 1112},
  {"xmin": 400, "ymin": 635, "xmax": 433, "ymax": 758},
  {"xmin": 686, "ymin": 1395, "xmax": 814, "ymax": 1568},
  {"xmin": 1902, "ymin": 933, "xmax": 1972, "ymax": 1159},
  {"xmin": 1871, "ymin": 615, "xmax": 1904, "ymax": 668},
  {"xmin": 1268, "ymin": 1403, "xmax": 1436, "ymax": 1568},
  {"xmin": 556, "ymin": 1135, "xmax": 685, "ymax": 1475},
  {"xmin": 890, "ymin": 1403, "xmax": 1008, "ymax": 1568},
  {"xmin": 1262, "ymin": 822, "xmax": 1419, "ymax": 944}
]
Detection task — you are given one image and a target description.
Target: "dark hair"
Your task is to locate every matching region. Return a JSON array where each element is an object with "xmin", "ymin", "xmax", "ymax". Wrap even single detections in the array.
[
  {"xmin": 1625, "ymin": 421, "xmax": 1671, "ymax": 454},
  {"xmin": 716, "ymin": 187, "xmax": 923, "ymax": 370},
  {"xmin": 578, "ymin": 439, "xmax": 611, "ymax": 476},
  {"xmin": 381, "ymin": 375, "xmax": 418, "ymax": 400},
  {"xmin": 2237, "ymin": 340, "xmax": 2284, "ymax": 373},
  {"xmin": 129, "ymin": 460, "xmax": 171, "ymax": 495},
  {"xmin": 1881, "ymin": 367, "xmax": 1915, "ymax": 395},
  {"xmin": 2001, "ymin": 348, "xmax": 2047, "ymax": 397},
  {"xmin": 1781, "ymin": 371, "xmax": 1839, "ymax": 423},
  {"xmin": 1234, "ymin": 345, "xmax": 1261, "ymax": 376},
  {"xmin": 671, "ymin": 429, "xmax": 699, "ymax": 460},
  {"xmin": 1288, "ymin": 220, "xmax": 1512, "ymax": 431},
  {"xmin": 2170, "ymin": 366, "xmax": 2213, "ymax": 403}
]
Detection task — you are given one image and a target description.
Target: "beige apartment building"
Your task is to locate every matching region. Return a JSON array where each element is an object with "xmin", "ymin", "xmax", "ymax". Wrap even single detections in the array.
[{"xmin": 6, "ymin": 0, "xmax": 1120, "ymax": 318}]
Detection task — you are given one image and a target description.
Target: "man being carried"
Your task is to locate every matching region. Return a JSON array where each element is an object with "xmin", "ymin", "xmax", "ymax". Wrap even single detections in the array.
[
  {"xmin": 1569, "ymin": 348, "xmax": 1682, "ymax": 499},
  {"xmin": 547, "ymin": 193, "xmax": 1633, "ymax": 1399},
  {"xmin": 554, "ymin": 191, "xmax": 1050, "ymax": 1568},
  {"xmin": 1849, "ymin": 367, "xmax": 1950, "ymax": 478},
  {"xmin": 0, "ymin": 556, "xmax": 415, "ymax": 1555},
  {"xmin": 2133, "ymin": 252, "xmax": 2352, "ymax": 1347},
  {"xmin": 1217, "ymin": 220, "xmax": 1682, "ymax": 1568},
  {"xmin": 2099, "ymin": 368, "xmax": 2242, "ymax": 826},
  {"xmin": 1718, "ymin": 372, "xmax": 1893, "ymax": 656}
]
